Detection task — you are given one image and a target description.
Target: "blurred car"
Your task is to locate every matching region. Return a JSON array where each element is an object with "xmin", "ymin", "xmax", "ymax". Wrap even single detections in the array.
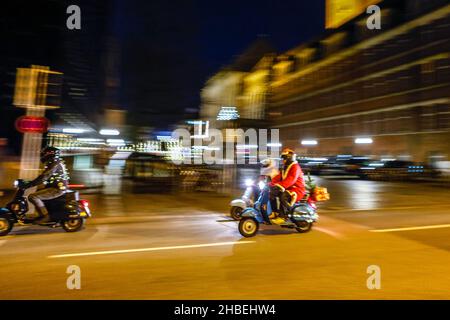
[
  {"xmin": 124, "ymin": 152, "xmax": 181, "ymax": 193},
  {"xmin": 318, "ymin": 156, "xmax": 372, "ymax": 177},
  {"xmin": 360, "ymin": 160, "xmax": 440, "ymax": 181},
  {"xmin": 297, "ymin": 157, "xmax": 329, "ymax": 175}
]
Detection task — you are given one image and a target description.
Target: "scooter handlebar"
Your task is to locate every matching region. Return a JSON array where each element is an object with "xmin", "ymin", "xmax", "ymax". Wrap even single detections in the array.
[{"xmin": 14, "ymin": 179, "xmax": 30, "ymax": 189}]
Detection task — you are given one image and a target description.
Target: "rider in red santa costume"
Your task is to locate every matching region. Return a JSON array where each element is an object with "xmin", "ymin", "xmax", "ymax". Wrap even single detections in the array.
[{"xmin": 269, "ymin": 148, "xmax": 306, "ymax": 222}]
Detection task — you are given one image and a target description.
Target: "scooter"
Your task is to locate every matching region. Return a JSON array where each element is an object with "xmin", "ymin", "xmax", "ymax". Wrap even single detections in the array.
[
  {"xmin": 229, "ymin": 178, "xmax": 262, "ymax": 220},
  {"xmin": 0, "ymin": 179, "xmax": 91, "ymax": 236},
  {"xmin": 238, "ymin": 181, "xmax": 319, "ymax": 237}
]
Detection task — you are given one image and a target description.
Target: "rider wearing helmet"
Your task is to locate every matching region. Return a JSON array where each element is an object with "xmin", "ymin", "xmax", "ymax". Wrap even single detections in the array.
[
  {"xmin": 269, "ymin": 148, "xmax": 306, "ymax": 221},
  {"xmin": 260, "ymin": 158, "xmax": 279, "ymax": 180},
  {"xmin": 27, "ymin": 147, "xmax": 70, "ymax": 223}
]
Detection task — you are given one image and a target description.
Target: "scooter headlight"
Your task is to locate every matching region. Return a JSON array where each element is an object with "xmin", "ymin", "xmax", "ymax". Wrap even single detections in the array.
[
  {"xmin": 13, "ymin": 180, "xmax": 19, "ymax": 188},
  {"xmin": 258, "ymin": 181, "xmax": 266, "ymax": 190},
  {"xmin": 244, "ymin": 179, "xmax": 254, "ymax": 187}
]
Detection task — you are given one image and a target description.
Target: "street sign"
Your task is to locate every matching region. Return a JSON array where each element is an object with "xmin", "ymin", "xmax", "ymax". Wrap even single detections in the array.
[
  {"xmin": 15, "ymin": 116, "xmax": 50, "ymax": 134},
  {"xmin": 14, "ymin": 66, "xmax": 63, "ymax": 109}
]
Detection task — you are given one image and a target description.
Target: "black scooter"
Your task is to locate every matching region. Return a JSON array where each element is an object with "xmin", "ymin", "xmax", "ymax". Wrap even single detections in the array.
[{"xmin": 0, "ymin": 179, "xmax": 91, "ymax": 236}]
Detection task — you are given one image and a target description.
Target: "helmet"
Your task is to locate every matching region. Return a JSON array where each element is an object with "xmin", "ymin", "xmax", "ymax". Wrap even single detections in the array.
[
  {"xmin": 40, "ymin": 146, "xmax": 60, "ymax": 162},
  {"xmin": 280, "ymin": 148, "xmax": 296, "ymax": 163},
  {"xmin": 260, "ymin": 158, "xmax": 274, "ymax": 168},
  {"xmin": 260, "ymin": 158, "xmax": 279, "ymax": 178}
]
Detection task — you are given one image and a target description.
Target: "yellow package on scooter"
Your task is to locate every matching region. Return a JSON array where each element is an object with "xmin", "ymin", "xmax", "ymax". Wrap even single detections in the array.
[{"xmin": 314, "ymin": 186, "xmax": 330, "ymax": 201}]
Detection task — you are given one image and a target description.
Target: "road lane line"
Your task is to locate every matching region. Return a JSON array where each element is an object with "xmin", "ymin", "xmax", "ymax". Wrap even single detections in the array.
[
  {"xmin": 320, "ymin": 204, "xmax": 450, "ymax": 213},
  {"xmin": 314, "ymin": 227, "xmax": 344, "ymax": 239},
  {"xmin": 370, "ymin": 224, "xmax": 450, "ymax": 233},
  {"xmin": 47, "ymin": 241, "xmax": 256, "ymax": 259}
]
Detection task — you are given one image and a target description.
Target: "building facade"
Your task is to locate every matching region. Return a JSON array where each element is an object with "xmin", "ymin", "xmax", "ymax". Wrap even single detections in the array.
[
  {"xmin": 326, "ymin": 0, "xmax": 383, "ymax": 29},
  {"xmin": 200, "ymin": 38, "xmax": 275, "ymax": 130},
  {"xmin": 269, "ymin": 0, "xmax": 450, "ymax": 162}
]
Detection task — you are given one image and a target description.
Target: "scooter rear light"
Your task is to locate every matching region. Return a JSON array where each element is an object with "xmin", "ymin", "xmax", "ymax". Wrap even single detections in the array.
[{"xmin": 80, "ymin": 200, "xmax": 89, "ymax": 208}]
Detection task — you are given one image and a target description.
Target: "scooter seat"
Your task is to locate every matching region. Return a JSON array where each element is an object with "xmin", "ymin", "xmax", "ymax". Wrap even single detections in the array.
[
  {"xmin": 41, "ymin": 190, "xmax": 79, "ymax": 220},
  {"xmin": 64, "ymin": 190, "xmax": 80, "ymax": 201},
  {"xmin": 45, "ymin": 190, "xmax": 79, "ymax": 202}
]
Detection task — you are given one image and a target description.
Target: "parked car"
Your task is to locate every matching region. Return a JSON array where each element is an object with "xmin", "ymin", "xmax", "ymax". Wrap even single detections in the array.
[{"xmin": 360, "ymin": 160, "xmax": 440, "ymax": 181}]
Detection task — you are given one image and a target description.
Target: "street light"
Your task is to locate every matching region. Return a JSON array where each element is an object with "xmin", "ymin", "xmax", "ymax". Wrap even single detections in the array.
[
  {"xmin": 301, "ymin": 140, "xmax": 318, "ymax": 146},
  {"xmin": 107, "ymin": 139, "xmax": 125, "ymax": 147},
  {"xmin": 355, "ymin": 138, "xmax": 373, "ymax": 144},
  {"xmin": 100, "ymin": 129, "xmax": 120, "ymax": 136},
  {"xmin": 267, "ymin": 143, "xmax": 282, "ymax": 147},
  {"xmin": 62, "ymin": 128, "xmax": 85, "ymax": 134},
  {"xmin": 236, "ymin": 144, "xmax": 258, "ymax": 149},
  {"xmin": 77, "ymin": 138, "xmax": 105, "ymax": 145}
]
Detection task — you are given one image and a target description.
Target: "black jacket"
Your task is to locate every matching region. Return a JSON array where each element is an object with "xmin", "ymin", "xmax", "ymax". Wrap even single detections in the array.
[{"xmin": 29, "ymin": 158, "xmax": 69, "ymax": 190}]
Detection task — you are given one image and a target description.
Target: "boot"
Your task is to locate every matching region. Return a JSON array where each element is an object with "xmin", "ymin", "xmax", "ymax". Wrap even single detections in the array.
[
  {"xmin": 34, "ymin": 207, "xmax": 52, "ymax": 224},
  {"xmin": 270, "ymin": 217, "xmax": 286, "ymax": 225}
]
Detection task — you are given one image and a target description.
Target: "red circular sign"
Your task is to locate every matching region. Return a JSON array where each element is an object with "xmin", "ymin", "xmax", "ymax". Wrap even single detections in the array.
[{"xmin": 15, "ymin": 116, "xmax": 50, "ymax": 134}]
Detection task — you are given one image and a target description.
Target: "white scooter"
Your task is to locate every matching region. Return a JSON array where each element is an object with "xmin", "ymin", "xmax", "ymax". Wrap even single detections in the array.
[{"xmin": 229, "ymin": 178, "xmax": 261, "ymax": 220}]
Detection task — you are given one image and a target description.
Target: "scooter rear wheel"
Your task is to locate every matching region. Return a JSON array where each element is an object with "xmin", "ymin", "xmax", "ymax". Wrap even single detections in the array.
[
  {"xmin": 62, "ymin": 218, "xmax": 84, "ymax": 232},
  {"xmin": 238, "ymin": 217, "xmax": 259, "ymax": 237},
  {"xmin": 230, "ymin": 206, "xmax": 243, "ymax": 220},
  {"xmin": 295, "ymin": 221, "xmax": 312, "ymax": 233},
  {"xmin": 0, "ymin": 214, "xmax": 13, "ymax": 236}
]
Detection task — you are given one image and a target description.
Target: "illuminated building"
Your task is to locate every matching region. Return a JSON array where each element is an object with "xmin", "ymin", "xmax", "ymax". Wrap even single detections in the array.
[
  {"xmin": 326, "ymin": 0, "xmax": 382, "ymax": 29},
  {"xmin": 269, "ymin": 0, "xmax": 450, "ymax": 162},
  {"xmin": 238, "ymin": 55, "xmax": 276, "ymax": 121},
  {"xmin": 200, "ymin": 37, "xmax": 275, "ymax": 130}
]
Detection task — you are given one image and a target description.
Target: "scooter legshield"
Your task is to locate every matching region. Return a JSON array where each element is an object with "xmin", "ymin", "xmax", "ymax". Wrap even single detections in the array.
[
  {"xmin": 240, "ymin": 208, "xmax": 265, "ymax": 223},
  {"xmin": 229, "ymin": 199, "xmax": 247, "ymax": 210}
]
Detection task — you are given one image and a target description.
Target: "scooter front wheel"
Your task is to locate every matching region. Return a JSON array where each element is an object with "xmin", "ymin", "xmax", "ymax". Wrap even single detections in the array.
[
  {"xmin": 230, "ymin": 206, "xmax": 243, "ymax": 220},
  {"xmin": 0, "ymin": 214, "xmax": 13, "ymax": 236},
  {"xmin": 238, "ymin": 217, "xmax": 259, "ymax": 237},
  {"xmin": 62, "ymin": 218, "xmax": 85, "ymax": 232}
]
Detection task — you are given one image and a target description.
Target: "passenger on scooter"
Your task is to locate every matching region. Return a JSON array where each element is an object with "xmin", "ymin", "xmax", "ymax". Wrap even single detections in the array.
[
  {"xmin": 26, "ymin": 147, "xmax": 70, "ymax": 224},
  {"xmin": 259, "ymin": 158, "xmax": 279, "ymax": 182},
  {"xmin": 259, "ymin": 158, "xmax": 279, "ymax": 223},
  {"xmin": 268, "ymin": 148, "xmax": 306, "ymax": 223}
]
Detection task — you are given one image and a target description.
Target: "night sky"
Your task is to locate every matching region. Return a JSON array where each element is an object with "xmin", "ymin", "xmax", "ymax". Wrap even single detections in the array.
[
  {"xmin": 0, "ymin": 0, "xmax": 325, "ymax": 153},
  {"xmin": 114, "ymin": 0, "xmax": 325, "ymax": 128}
]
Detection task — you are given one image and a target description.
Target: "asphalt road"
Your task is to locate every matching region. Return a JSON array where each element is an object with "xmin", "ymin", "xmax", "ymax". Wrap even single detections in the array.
[{"xmin": 1, "ymin": 179, "xmax": 450, "ymax": 299}]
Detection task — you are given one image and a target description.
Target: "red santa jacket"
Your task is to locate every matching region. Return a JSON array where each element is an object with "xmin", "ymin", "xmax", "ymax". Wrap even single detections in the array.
[{"xmin": 270, "ymin": 161, "xmax": 306, "ymax": 203}]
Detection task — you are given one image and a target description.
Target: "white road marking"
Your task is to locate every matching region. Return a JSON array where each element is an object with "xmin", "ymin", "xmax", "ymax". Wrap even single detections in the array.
[
  {"xmin": 320, "ymin": 204, "xmax": 450, "ymax": 213},
  {"xmin": 48, "ymin": 241, "xmax": 255, "ymax": 259},
  {"xmin": 370, "ymin": 224, "xmax": 450, "ymax": 233},
  {"xmin": 314, "ymin": 227, "xmax": 344, "ymax": 239}
]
